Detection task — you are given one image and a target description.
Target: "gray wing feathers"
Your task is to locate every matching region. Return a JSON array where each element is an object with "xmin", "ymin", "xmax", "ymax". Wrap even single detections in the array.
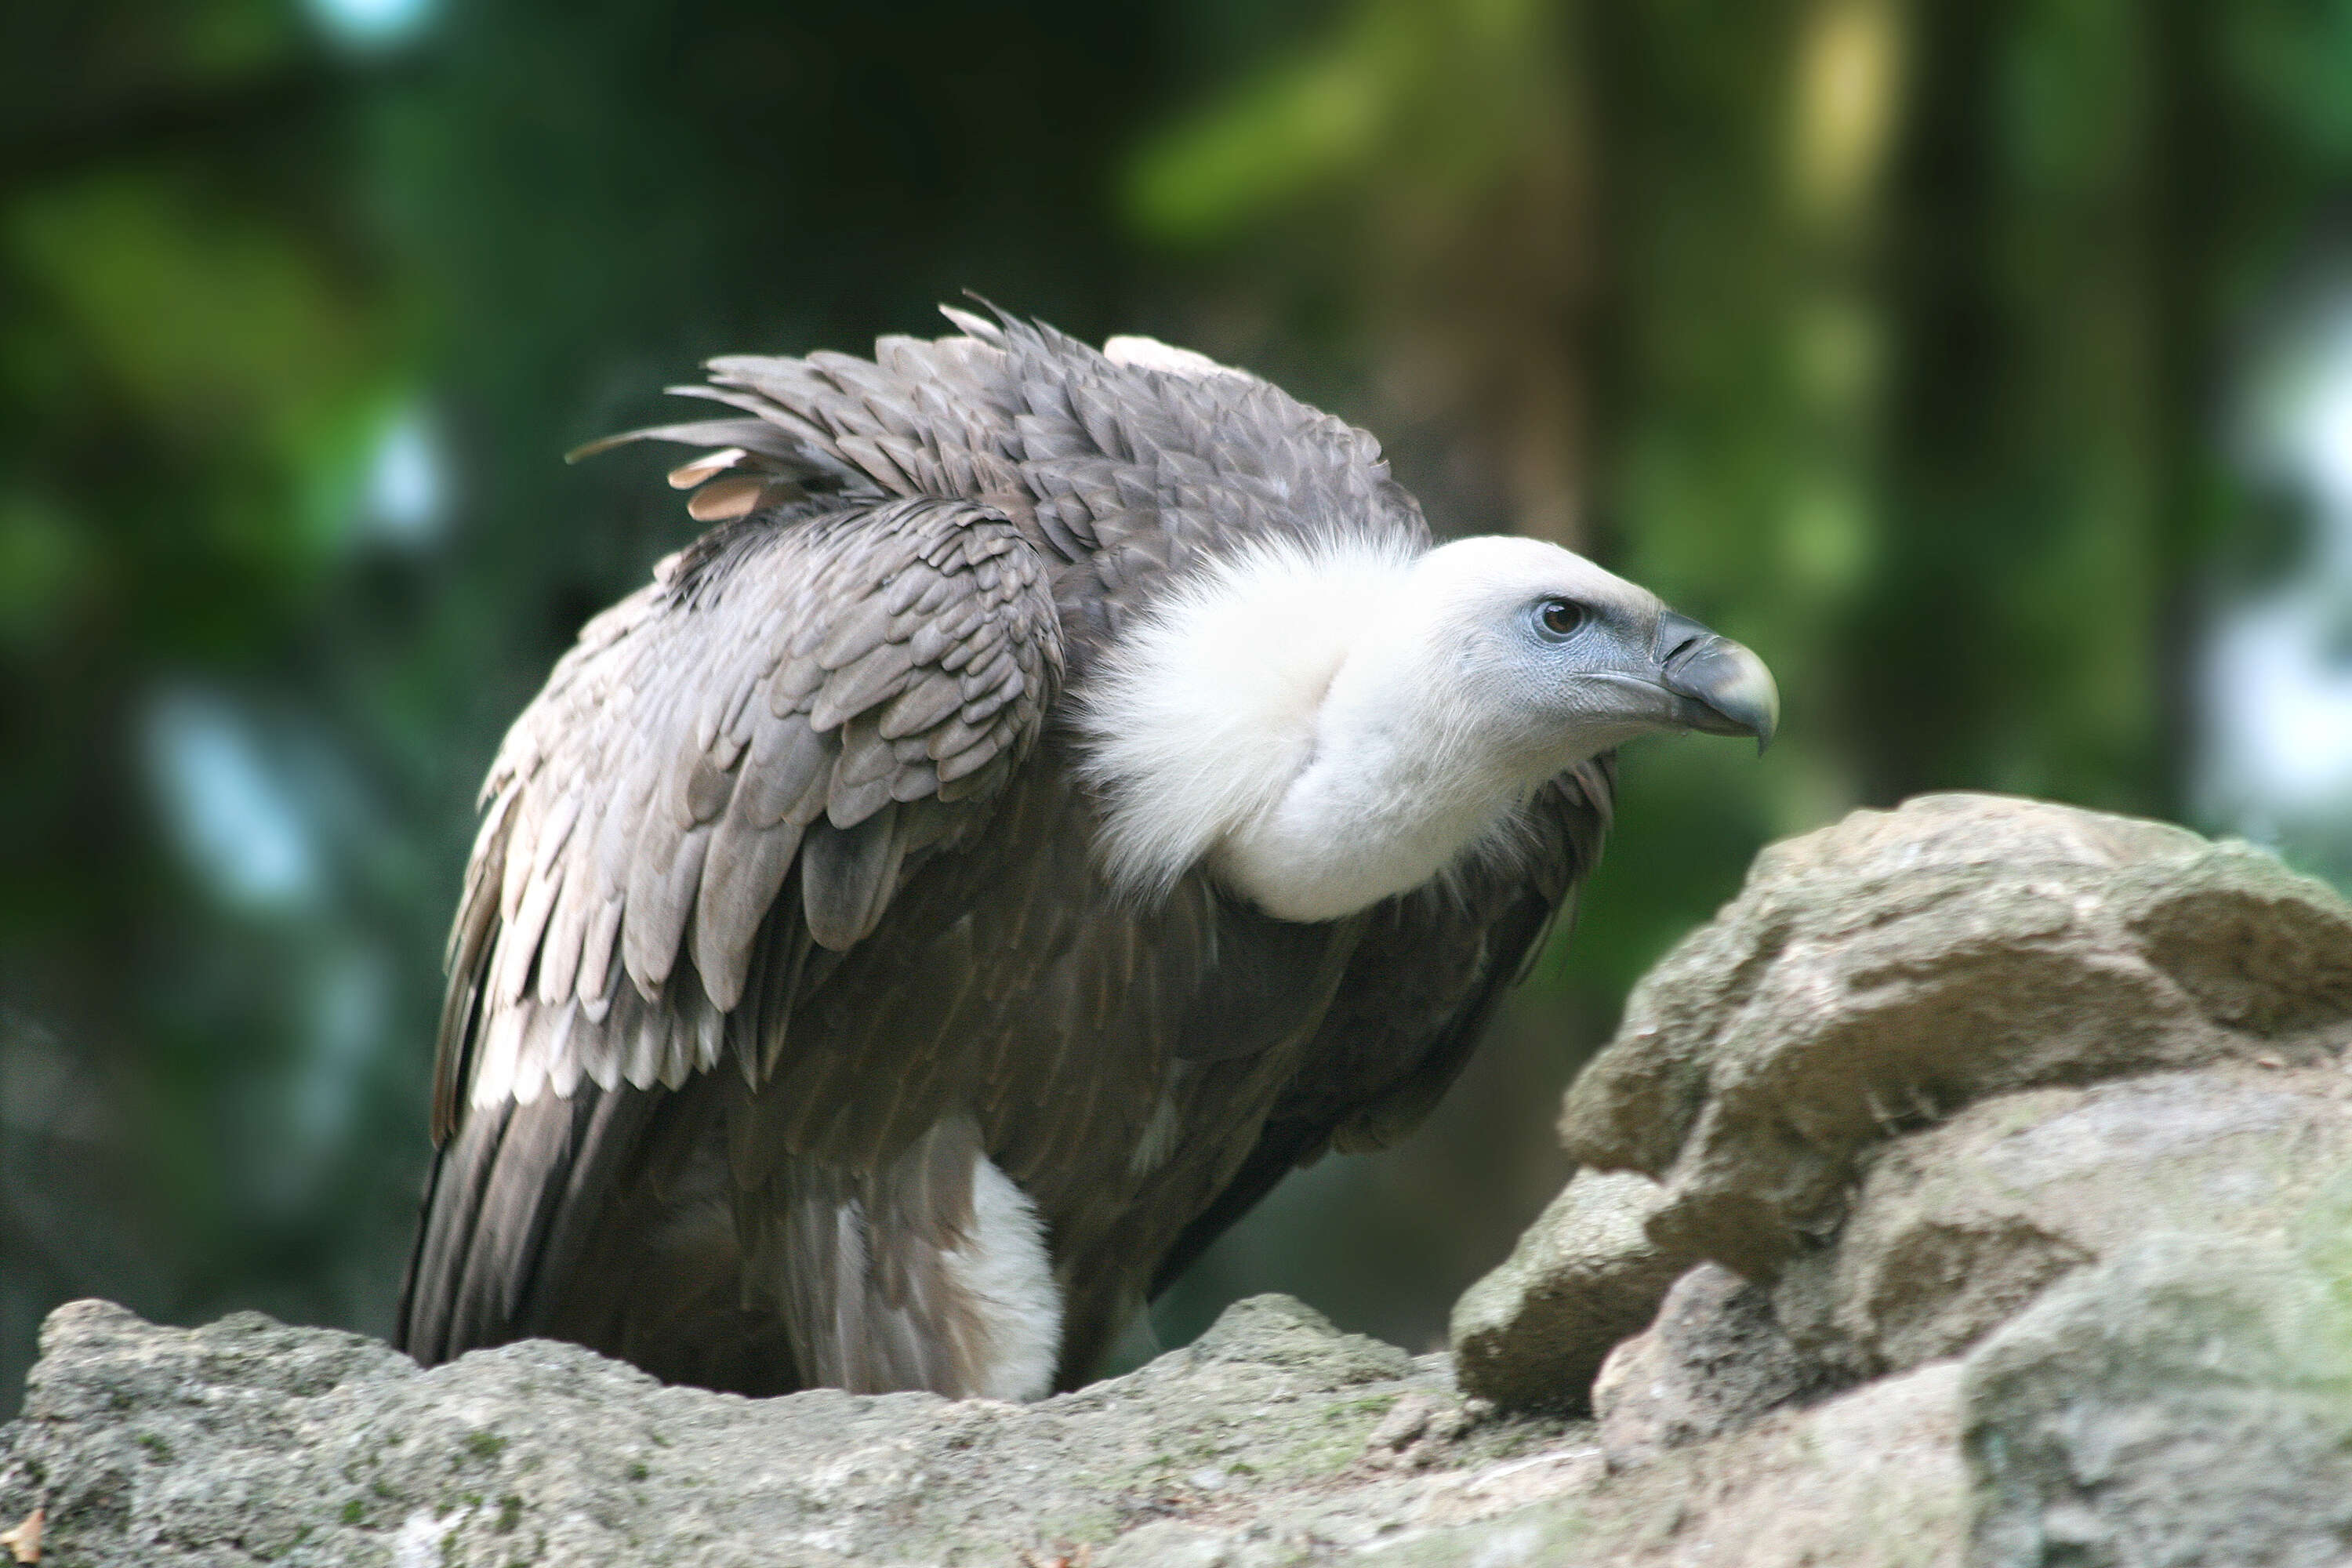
[
  {"xmin": 434, "ymin": 495, "xmax": 1062, "ymax": 1138},
  {"xmin": 739, "ymin": 1115, "xmax": 1004, "ymax": 1396},
  {"xmin": 579, "ymin": 309, "xmax": 1425, "ymax": 612},
  {"xmin": 800, "ymin": 808, "xmax": 906, "ymax": 952},
  {"xmin": 576, "ymin": 328, "xmax": 1032, "ymax": 526}
]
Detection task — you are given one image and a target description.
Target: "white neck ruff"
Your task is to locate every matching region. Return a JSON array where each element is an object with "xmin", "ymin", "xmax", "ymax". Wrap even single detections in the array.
[{"xmin": 1076, "ymin": 532, "xmax": 1542, "ymax": 922}]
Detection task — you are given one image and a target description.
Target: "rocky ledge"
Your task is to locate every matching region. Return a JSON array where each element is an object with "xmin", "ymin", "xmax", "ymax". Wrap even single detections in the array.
[{"xmin": 9, "ymin": 793, "xmax": 2352, "ymax": 1566}]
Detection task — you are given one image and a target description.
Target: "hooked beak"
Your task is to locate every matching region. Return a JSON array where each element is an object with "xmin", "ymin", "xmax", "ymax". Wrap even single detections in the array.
[{"xmin": 1654, "ymin": 611, "xmax": 1779, "ymax": 754}]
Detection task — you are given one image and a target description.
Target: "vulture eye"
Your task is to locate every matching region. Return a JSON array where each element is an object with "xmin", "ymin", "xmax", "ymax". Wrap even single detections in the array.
[{"xmin": 1536, "ymin": 598, "xmax": 1586, "ymax": 640}]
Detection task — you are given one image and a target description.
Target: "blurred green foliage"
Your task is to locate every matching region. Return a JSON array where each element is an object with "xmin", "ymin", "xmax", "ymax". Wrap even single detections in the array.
[{"xmin": 6, "ymin": 0, "xmax": 2351, "ymax": 1406}]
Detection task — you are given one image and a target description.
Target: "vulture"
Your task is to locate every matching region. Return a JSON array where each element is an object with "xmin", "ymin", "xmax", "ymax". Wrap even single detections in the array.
[{"xmin": 394, "ymin": 308, "xmax": 1777, "ymax": 1402}]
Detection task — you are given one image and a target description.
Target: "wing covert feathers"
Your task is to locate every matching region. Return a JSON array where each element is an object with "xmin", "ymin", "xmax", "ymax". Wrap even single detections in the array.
[{"xmin": 433, "ymin": 495, "xmax": 1062, "ymax": 1138}]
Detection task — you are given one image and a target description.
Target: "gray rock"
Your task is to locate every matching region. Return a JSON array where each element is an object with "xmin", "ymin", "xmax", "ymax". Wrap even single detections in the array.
[
  {"xmin": 0, "ymin": 1290, "xmax": 1977, "ymax": 1568},
  {"xmin": 0, "ymin": 1294, "xmax": 1582, "ymax": 1568},
  {"xmin": 1346, "ymin": 1359, "xmax": 1967, "ymax": 1568},
  {"xmin": 1098, "ymin": 1360, "xmax": 1965, "ymax": 1568},
  {"xmin": 1559, "ymin": 793, "xmax": 2352, "ymax": 1278},
  {"xmin": 1964, "ymin": 1231, "xmax": 2352, "ymax": 1568},
  {"xmin": 1592, "ymin": 1262, "xmax": 1828, "ymax": 1468},
  {"xmin": 1449, "ymin": 1171, "xmax": 1690, "ymax": 1414},
  {"xmin": 1773, "ymin": 1065, "xmax": 2352, "ymax": 1381}
]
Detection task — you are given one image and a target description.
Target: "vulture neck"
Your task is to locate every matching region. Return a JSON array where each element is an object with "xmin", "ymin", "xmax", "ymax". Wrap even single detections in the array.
[
  {"xmin": 1212, "ymin": 651, "xmax": 1531, "ymax": 921},
  {"xmin": 1080, "ymin": 535, "xmax": 1567, "ymax": 924}
]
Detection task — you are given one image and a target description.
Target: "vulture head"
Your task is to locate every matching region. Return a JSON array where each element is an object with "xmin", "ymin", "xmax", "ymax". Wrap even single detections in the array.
[{"xmin": 1080, "ymin": 523, "xmax": 1777, "ymax": 924}]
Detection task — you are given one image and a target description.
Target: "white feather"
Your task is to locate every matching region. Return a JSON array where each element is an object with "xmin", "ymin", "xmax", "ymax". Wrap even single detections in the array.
[
  {"xmin": 1075, "ymin": 529, "xmax": 1421, "ymax": 908},
  {"xmin": 945, "ymin": 1156, "xmax": 1064, "ymax": 1401},
  {"xmin": 1102, "ymin": 335, "xmax": 1251, "ymax": 382},
  {"xmin": 470, "ymin": 1001, "xmax": 526, "ymax": 1109}
]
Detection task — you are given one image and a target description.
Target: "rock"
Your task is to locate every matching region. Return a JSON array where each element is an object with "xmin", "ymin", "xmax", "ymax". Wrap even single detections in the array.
[
  {"xmin": 1592, "ymin": 1263, "xmax": 1827, "ymax": 1468},
  {"xmin": 1450, "ymin": 1171, "xmax": 1690, "ymax": 1414},
  {"xmin": 1964, "ymin": 1231, "xmax": 2352, "ymax": 1568},
  {"xmin": 1359, "ymin": 1388, "xmax": 1490, "ymax": 1472},
  {"xmin": 1772, "ymin": 1065, "xmax": 2352, "ymax": 1381},
  {"xmin": 0, "ymin": 1295, "xmax": 1571, "ymax": 1568},
  {"xmin": 1559, "ymin": 793, "xmax": 2352, "ymax": 1278},
  {"xmin": 0, "ymin": 1291, "xmax": 1978, "ymax": 1568},
  {"xmin": 1349, "ymin": 1359, "xmax": 1968, "ymax": 1568},
  {"xmin": 1098, "ymin": 1360, "xmax": 1965, "ymax": 1568}
]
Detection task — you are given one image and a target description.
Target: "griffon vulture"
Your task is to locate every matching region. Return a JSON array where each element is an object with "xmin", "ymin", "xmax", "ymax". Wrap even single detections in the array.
[{"xmin": 394, "ymin": 309, "xmax": 1777, "ymax": 1400}]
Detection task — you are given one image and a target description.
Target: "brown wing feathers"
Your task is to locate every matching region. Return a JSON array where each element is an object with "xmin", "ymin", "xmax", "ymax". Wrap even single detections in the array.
[
  {"xmin": 399, "ymin": 490, "xmax": 1062, "ymax": 1368},
  {"xmin": 430, "ymin": 495, "xmax": 1063, "ymax": 1142},
  {"xmin": 1145, "ymin": 760, "xmax": 1618, "ymax": 1300}
]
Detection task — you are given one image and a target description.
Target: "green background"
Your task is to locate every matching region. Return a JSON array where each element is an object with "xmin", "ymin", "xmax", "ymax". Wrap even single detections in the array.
[{"xmin": 8, "ymin": 0, "xmax": 2352, "ymax": 1406}]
